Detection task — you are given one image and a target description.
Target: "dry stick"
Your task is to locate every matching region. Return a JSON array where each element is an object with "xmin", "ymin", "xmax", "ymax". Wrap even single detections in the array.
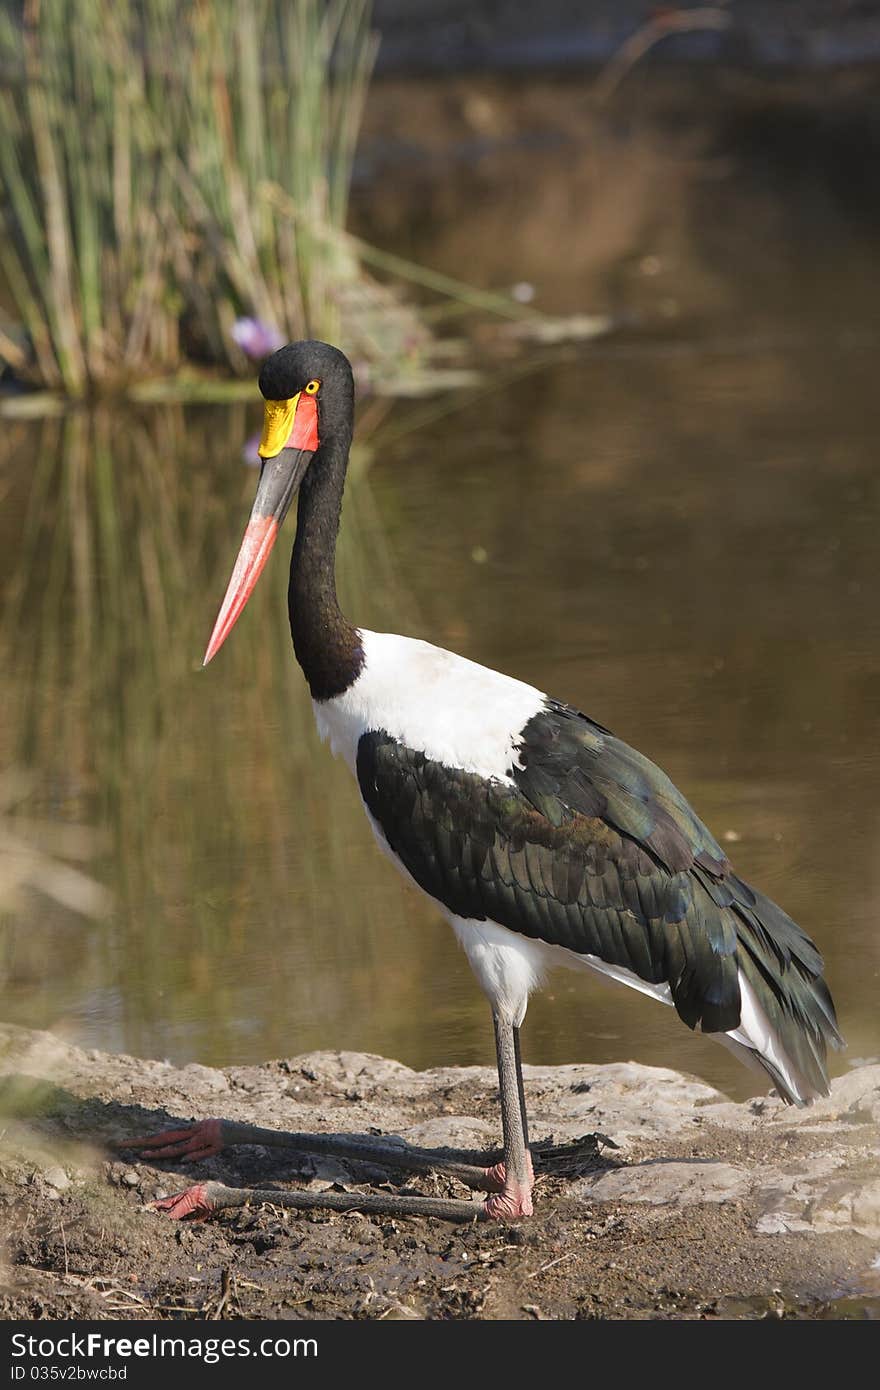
[
  {"xmin": 0, "ymin": 327, "xmax": 27, "ymax": 370},
  {"xmin": 527, "ymin": 1253, "xmax": 576, "ymax": 1280},
  {"xmin": 592, "ymin": 7, "xmax": 733, "ymax": 108},
  {"xmin": 212, "ymin": 1269, "xmax": 234, "ymax": 1320}
]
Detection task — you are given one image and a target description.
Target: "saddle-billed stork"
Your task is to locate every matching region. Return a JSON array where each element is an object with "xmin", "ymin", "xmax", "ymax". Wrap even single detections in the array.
[{"xmin": 125, "ymin": 340, "xmax": 842, "ymax": 1223}]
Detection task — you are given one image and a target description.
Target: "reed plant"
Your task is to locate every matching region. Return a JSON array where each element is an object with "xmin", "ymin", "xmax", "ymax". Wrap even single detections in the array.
[{"xmin": 0, "ymin": 0, "xmax": 378, "ymax": 394}]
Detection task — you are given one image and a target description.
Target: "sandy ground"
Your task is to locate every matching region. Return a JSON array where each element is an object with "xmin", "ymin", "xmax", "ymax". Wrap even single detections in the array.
[{"xmin": 1, "ymin": 1025, "xmax": 878, "ymax": 1321}]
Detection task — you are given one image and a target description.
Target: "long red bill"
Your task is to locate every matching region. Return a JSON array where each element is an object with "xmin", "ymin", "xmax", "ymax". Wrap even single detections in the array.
[{"xmin": 203, "ymin": 515, "xmax": 279, "ymax": 666}]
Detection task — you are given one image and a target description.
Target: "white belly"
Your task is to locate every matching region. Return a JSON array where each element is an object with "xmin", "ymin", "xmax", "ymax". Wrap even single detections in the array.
[{"xmin": 447, "ymin": 915, "xmax": 672, "ymax": 1027}]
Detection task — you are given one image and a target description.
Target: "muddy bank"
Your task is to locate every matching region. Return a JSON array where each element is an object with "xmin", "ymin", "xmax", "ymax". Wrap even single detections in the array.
[{"xmin": 0, "ymin": 1025, "xmax": 878, "ymax": 1320}]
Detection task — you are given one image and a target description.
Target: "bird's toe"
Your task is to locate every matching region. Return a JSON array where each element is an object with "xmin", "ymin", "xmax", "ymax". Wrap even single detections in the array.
[
  {"xmin": 118, "ymin": 1118, "xmax": 225, "ymax": 1162},
  {"xmin": 482, "ymin": 1185, "xmax": 534, "ymax": 1221},
  {"xmin": 151, "ymin": 1182, "xmax": 218, "ymax": 1221}
]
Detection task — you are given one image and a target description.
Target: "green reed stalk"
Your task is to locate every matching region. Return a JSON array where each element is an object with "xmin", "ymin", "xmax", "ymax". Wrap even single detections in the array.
[{"xmin": 0, "ymin": 1, "xmax": 377, "ymax": 393}]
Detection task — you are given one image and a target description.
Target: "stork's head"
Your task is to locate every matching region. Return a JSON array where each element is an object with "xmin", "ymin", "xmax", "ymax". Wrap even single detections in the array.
[{"xmin": 203, "ymin": 340, "xmax": 354, "ymax": 665}]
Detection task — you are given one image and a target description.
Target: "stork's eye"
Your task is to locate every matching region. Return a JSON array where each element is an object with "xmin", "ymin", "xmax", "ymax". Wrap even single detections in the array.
[{"xmin": 305, "ymin": 379, "xmax": 320, "ymax": 395}]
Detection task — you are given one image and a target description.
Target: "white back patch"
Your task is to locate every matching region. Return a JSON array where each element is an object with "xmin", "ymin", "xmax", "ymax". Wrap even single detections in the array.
[{"xmin": 313, "ymin": 630, "xmax": 545, "ymax": 782}]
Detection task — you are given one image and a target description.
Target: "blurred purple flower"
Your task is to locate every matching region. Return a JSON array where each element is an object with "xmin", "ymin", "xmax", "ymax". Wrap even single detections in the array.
[
  {"xmin": 232, "ymin": 317, "xmax": 284, "ymax": 361},
  {"xmin": 242, "ymin": 433, "xmax": 262, "ymax": 467}
]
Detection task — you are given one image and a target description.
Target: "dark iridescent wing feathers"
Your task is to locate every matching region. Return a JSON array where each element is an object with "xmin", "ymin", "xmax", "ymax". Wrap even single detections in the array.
[{"xmin": 356, "ymin": 700, "xmax": 842, "ymax": 1100}]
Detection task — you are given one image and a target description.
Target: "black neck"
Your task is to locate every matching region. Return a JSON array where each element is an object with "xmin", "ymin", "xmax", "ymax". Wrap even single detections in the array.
[{"xmin": 288, "ymin": 432, "xmax": 363, "ymax": 700}]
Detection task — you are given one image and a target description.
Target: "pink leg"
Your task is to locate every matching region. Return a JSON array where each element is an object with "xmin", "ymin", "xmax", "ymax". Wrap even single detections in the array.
[{"xmin": 481, "ymin": 1016, "xmax": 535, "ymax": 1221}]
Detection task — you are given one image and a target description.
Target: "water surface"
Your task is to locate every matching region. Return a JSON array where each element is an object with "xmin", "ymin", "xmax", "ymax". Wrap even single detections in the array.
[{"xmin": 2, "ymin": 312, "xmax": 877, "ymax": 1103}]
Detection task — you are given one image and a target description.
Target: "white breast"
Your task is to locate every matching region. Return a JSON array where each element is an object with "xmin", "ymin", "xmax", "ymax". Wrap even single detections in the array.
[{"xmin": 312, "ymin": 629, "xmax": 545, "ymax": 783}]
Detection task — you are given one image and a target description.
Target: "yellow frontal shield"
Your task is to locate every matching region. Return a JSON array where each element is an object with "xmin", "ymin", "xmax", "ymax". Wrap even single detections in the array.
[{"xmin": 258, "ymin": 392, "xmax": 302, "ymax": 460}]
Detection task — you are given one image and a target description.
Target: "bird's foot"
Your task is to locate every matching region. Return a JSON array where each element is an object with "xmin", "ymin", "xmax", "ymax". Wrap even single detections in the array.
[
  {"xmin": 151, "ymin": 1182, "xmax": 219, "ymax": 1221},
  {"xmin": 482, "ymin": 1149, "xmax": 535, "ymax": 1193},
  {"xmin": 482, "ymin": 1182, "xmax": 534, "ymax": 1222},
  {"xmin": 115, "ymin": 1118, "xmax": 224, "ymax": 1162}
]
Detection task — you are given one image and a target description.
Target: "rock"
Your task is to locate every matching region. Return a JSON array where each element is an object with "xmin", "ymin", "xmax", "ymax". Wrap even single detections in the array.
[
  {"xmin": 518, "ymin": 1062, "xmax": 727, "ymax": 1144},
  {"xmin": 852, "ymin": 1181, "xmax": 880, "ymax": 1236},
  {"xmin": 304, "ymin": 1156, "xmax": 353, "ymax": 1186},
  {"xmin": 845, "ymin": 1087, "xmax": 880, "ymax": 1126},
  {"xmin": 179, "ymin": 1063, "xmax": 229, "ymax": 1094},
  {"xmin": 786, "ymin": 1065, "xmax": 880, "ymax": 1125},
  {"xmin": 284, "ymin": 1051, "xmax": 418, "ymax": 1096},
  {"xmin": 379, "ymin": 1302, "xmax": 423, "ymax": 1320},
  {"xmin": 42, "ymin": 1166, "xmax": 70, "ymax": 1191},
  {"xmin": 758, "ymin": 1177, "xmax": 880, "ymax": 1240},
  {"xmin": 578, "ymin": 1160, "xmax": 752, "ymax": 1206},
  {"xmin": 402, "ymin": 1116, "xmax": 495, "ymax": 1150}
]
